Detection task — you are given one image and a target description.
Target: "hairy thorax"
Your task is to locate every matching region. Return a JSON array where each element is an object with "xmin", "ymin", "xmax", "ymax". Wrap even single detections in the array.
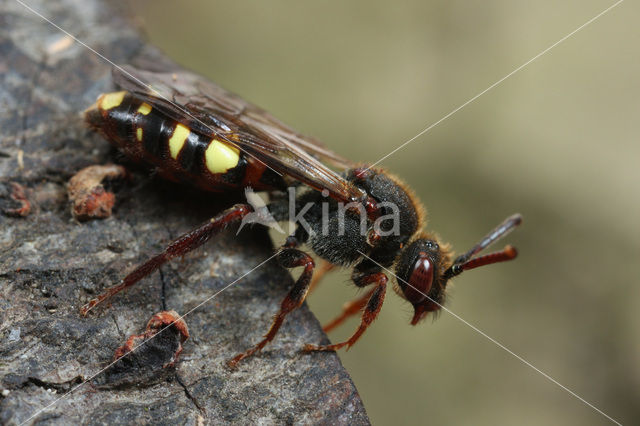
[{"xmin": 292, "ymin": 169, "xmax": 423, "ymax": 267}]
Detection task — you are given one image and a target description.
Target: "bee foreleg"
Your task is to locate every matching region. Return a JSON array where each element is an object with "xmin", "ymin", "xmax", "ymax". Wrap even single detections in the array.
[
  {"xmin": 227, "ymin": 248, "xmax": 314, "ymax": 367},
  {"xmin": 304, "ymin": 272, "xmax": 387, "ymax": 352},
  {"xmin": 80, "ymin": 204, "xmax": 253, "ymax": 315}
]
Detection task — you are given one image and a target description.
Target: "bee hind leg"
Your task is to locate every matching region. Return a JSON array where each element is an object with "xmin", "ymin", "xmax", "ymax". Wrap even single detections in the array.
[{"xmin": 80, "ymin": 203, "xmax": 253, "ymax": 316}]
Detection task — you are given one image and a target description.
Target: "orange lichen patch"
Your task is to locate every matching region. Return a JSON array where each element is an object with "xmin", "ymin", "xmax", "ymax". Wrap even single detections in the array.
[
  {"xmin": 67, "ymin": 164, "xmax": 127, "ymax": 221},
  {"xmin": 4, "ymin": 182, "xmax": 31, "ymax": 217},
  {"xmin": 113, "ymin": 310, "xmax": 189, "ymax": 368}
]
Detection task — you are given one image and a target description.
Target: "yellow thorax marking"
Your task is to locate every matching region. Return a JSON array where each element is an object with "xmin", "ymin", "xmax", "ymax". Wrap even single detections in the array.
[
  {"xmin": 137, "ymin": 102, "xmax": 152, "ymax": 115},
  {"xmin": 99, "ymin": 91, "xmax": 127, "ymax": 110},
  {"xmin": 168, "ymin": 124, "xmax": 190, "ymax": 160},
  {"xmin": 205, "ymin": 140, "xmax": 240, "ymax": 174},
  {"xmin": 136, "ymin": 127, "xmax": 143, "ymax": 142}
]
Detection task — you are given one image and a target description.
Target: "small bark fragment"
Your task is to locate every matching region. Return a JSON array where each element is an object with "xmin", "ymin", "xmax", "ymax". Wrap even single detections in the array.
[
  {"xmin": 3, "ymin": 182, "xmax": 31, "ymax": 217},
  {"xmin": 68, "ymin": 164, "xmax": 127, "ymax": 221},
  {"xmin": 114, "ymin": 310, "xmax": 189, "ymax": 368}
]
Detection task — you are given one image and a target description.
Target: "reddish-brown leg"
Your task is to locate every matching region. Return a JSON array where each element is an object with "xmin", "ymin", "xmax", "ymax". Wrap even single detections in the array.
[
  {"xmin": 304, "ymin": 272, "xmax": 387, "ymax": 352},
  {"xmin": 322, "ymin": 287, "xmax": 376, "ymax": 333},
  {"xmin": 228, "ymin": 248, "xmax": 315, "ymax": 367},
  {"xmin": 307, "ymin": 259, "xmax": 335, "ymax": 295},
  {"xmin": 81, "ymin": 204, "xmax": 252, "ymax": 315}
]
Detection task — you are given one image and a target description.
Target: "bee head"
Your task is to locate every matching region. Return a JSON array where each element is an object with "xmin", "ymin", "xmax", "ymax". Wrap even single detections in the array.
[{"xmin": 395, "ymin": 214, "xmax": 522, "ymax": 325}]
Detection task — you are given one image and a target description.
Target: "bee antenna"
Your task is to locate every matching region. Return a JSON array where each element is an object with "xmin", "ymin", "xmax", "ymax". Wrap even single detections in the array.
[{"xmin": 444, "ymin": 214, "xmax": 522, "ymax": 280}]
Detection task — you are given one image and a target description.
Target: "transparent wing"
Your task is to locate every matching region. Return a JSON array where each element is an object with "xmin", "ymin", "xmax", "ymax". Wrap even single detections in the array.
[{"xmin": 113, "ymin": 65, "xmax": 365, "ymax": 202}]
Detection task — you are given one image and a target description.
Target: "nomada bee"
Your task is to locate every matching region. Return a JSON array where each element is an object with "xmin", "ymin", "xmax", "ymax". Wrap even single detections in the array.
[{"xmin": 83, "ymin": 65, "xmax": 521, "ymax": 366}]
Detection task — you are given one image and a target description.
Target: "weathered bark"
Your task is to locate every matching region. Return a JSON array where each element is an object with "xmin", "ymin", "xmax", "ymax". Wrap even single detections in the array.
[{"xmin": 0, "ymin": 0, "xmax": 369, "ymax": 424}]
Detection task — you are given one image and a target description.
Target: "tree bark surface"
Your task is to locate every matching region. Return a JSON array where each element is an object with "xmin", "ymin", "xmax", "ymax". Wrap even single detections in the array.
[{"xmin": 0, "ymin": 1, "xmax": 369, "ymax": 424}]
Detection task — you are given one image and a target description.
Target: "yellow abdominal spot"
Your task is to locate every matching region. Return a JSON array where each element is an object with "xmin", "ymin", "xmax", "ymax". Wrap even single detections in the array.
[
  {"xmin": 136, "ymin": 127, "xmax": 143, "ymax": 142},
  {"xmin": 137, "ymin": 102, "xmax": 152, "ymax": 115},
  {"xmin": 99, "ymin": 91, "xmax": 127, "ymax": 110},
  {"xmin": 205, "ymin": 140, "xmax": 240, "ymax": 174},
  {"xmin": 168, "ymin": 124, "xmax": 190, "ymax": 159}
]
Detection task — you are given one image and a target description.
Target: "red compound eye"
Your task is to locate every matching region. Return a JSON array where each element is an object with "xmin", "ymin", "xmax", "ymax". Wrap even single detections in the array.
[{"xmin": 404, "ymin": 253, "xmax": 434, "ymax": 305}]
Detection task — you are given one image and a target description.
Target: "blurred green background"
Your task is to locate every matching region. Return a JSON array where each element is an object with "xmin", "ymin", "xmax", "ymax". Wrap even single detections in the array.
[{"xmin": 130, "ymin": 1, "xmax": 639, "ymax": 424}]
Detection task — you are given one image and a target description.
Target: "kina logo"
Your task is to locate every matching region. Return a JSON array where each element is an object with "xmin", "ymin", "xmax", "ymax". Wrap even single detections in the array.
[{"xmin": 237, "ymin": 187, "xmax": 284, "ymax": 235}]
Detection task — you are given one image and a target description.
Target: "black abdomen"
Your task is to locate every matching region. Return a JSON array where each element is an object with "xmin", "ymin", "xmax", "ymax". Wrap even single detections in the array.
[{"xmin": 85, "ymin": 91, "xmax": 249, "ymax": 190}]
